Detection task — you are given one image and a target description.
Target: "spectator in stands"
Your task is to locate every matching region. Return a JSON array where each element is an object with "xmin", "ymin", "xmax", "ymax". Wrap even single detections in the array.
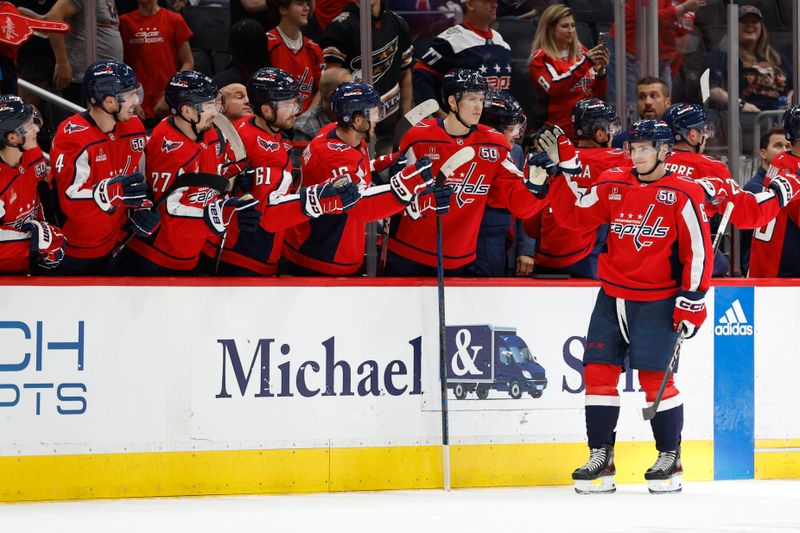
[
  {"xmin": 414, "ymin": 0, "xmax": 511, "ymax": 113},
  {"xmin": 213, "ymin": 19, "xmax": 269, "ymax": 89},
  {"xmin": 741, "ymin": 127, "xmax": 791, "ymax": 274},
  {"xmin": 294, "ymin": 67, "xmax": 352, "ymax": 142},
  {"xmin": 606, "ymin": 0, "xmax": 706, "ymax": 106},
  {"xmin": 120, "ymin": 0, "xmax": 194, "ymax": 129},
  {"xmin": 229, "ymin": 0, "xmax": 272, "ymax": 32},
  {"xmin": 319, "ymin": 0, "xmax": 412, "ymax": 153},
  {"xmin": 612, "ymin": 76, "xmax": 672, "ymax": 148},
  {"xmin": 528, "ymin": 4, "xmax": 608, "ymax": 139},
  {"xmin": 47, "ymin": 0, "xmax": 124, "ymax": 105},
  {"xmin": 266, "ymin": 0, "xmax": 322, "ymax": 116},
  {"xmin": 15, "ymin": 1, "xmax": 57, "ymax": 100},
  {"xmin": 220, "ymin": 83, "xmax": 253, "ymax": 120},
  {"xmin": 705, "ymin": 5, "xmax": 793, "ymax": 113}
]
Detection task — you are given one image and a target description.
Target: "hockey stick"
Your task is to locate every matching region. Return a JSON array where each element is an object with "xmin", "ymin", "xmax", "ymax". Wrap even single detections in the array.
[
  {"xmin": 642, "ymin": 201, "xmax": 735, "ymax": 421},
  {"xmin": 379, "ymin": 99, "xmax": 443, "ymax": 272},
  {"xmin": 111, "ymin": 172, "xmax": 230, "ymax": 258},
  {"xmin": 211, "ymin": 114, "xmax": 248, "ymax": 274},
  {"xmin": 434, "ymin": 146, "xmax": 475, "ymax": 491},
  {"xmin": 700, "ymin": 68, "xmax": 711, "ymax": 105}
]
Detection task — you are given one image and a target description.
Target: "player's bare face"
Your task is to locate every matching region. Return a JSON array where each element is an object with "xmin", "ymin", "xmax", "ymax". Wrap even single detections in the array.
[
  {"xmin": 18, "ymin": 116, "xmax": 41, "ymax": 150},
  {"xmin": 275, "ymin": 98, "xmax": 301, "ymax": 129},
  {"xmin": 220, "ymin": 84, "xmax": 252, "ymax": 120},
  {"xmin": 458, "ymin": 92, "xmax": 485, "ymax": 126},
  {"xmin": 114, "ymin": 87, "xmax": 143, "ymax": 121},
  {"xmin": 629, "ymin": 141, "xmax": 667, "ymax": 177},
  {"xmin": 761, "ymin": 134, "xmax": 791, "ymax": 165},
  {"xmin": 637, "ymin": 84, "xmax": 670, "ymax": 120},
  {"xmin": 553, "ymin": 16, "xmax": 576, "ymax": 49}
]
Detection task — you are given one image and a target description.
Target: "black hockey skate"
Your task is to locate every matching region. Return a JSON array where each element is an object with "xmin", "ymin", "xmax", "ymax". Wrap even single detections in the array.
[
  {"xmin": 572, "ymin": 443, "xmax": 616, "ymax": 494},
  {"xmin": 645, "ymin": 448, "xmax": 683, "ymax": 494}
]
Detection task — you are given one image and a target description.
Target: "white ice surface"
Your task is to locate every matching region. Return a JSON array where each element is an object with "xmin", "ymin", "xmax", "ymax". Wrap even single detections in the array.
[{"xmin": 2, "ymin": 481, "xmax": 799, "ymax": 533}]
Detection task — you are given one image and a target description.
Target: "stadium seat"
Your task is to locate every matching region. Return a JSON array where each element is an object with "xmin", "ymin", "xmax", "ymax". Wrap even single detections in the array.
[
  {"xmin": 567, "ymin": 0, "xmax": 614, "ymax": 27},
  {"xmin": 575, "ymin": 21, "xmax": 594, "ymax": 48},
  {"xmin": 191, "ymin": 48, "xmax": 212, "ymax": 76},
  {"xmin": 182, "ymin": 6, "xmax": 230, "ymax": 53}
]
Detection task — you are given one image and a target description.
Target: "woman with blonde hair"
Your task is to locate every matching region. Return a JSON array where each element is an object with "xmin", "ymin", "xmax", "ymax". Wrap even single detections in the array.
[
  {"xmin": 528, "ymin": 4, "xmax": 609, "ymax": 138},
  {"xmin": 704, "ymin": 4, "xmax": 793, "ymax": 112}
]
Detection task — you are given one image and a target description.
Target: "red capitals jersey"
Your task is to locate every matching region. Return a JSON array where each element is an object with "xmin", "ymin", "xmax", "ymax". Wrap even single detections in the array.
[
  {"xmin": 127, "ymin": 118, "xmax": 228, "ymax": 271},
  {"xmin": 283, "ymin": 123, "xmax": 408, "ymax": 275},
  {"xmin": 525, "ymin": 147, "xmax": 626, "ymax": 269},
  {"xmin": 119, "ymin": 8, "xmax": 192, "ymax": 119},
  {"xmin": 266, "ymin": 29, "xmax": 322, "ymax": 116},
  {"xmin": 749, "ymin": 151, "xmax": 800, "ymax": 277},
  {"xmin": 51, "ymin": 112, "xmax": 146, "ymax": 259},
  {"xmin": 666, "ymin": 149, "xmax": 780, "ymax": 229},
  {"xmin": 528, "ymin": 49, "xmax": 608, "ymax": 139},
  {"xmin": 214, "ymin": 117, "xmax": 310, "ymax": 275},
  {"xmin": 0, "ymin": 148, "xmax": 49, "ymax": 273},
  {"xmin": 549, "ymin": 168, "xmax": 712, "ymax": 301},
  {"xmin": 389, "ymin": 119, "xmax": 547, "ymax": 270}
]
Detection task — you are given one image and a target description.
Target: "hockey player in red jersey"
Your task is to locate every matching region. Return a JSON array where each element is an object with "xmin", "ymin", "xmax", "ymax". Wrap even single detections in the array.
[
  {"xmin": 50, "ymin": 60, "xmax": 152, "ymax": 275},
  {"xmin": 385, "ymin": 68, "xmax": 549, "ymax": 276},
  {"xmin": 543, "ymin": 120, "xmax": 713, "ymax": 494},
  {"xmin": 664, "ymin": 103, "xmax": 793, "ymax": 228},
  {"xmin": 282, "ymin": 81, "xmax": 440, "ymax": 275},
  {"xmin": 0, "ymin": 95, "xmax": 65, "ymax": 273},
  {"xmin": 525, "ymin": 98, "xmax": 626, "ymax": 278},
  {"xmin": 212, "ymin": 67, "xmax": 360, "ymax": 276},
  {"xmin": 750, "ymin": 106, "xmax": 800, "ymax": 277},
  {"xmin": 118, "ymin": 71, "xmax": 261, "ymax": 275}
]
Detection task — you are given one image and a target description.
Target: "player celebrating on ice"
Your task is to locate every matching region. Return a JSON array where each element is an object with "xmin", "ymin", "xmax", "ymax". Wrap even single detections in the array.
[
  {"xmin": 384, "ymin": 68, "xmax": 549, "ymax": 276},
  {"xmin": 119, "ymin": 70, "xmax": 261, "ymax": 275},
  {"xmin": 50, "ymin": 60, "xmax": 151, "ymax": 275},
  {"xmin": 212, "ymin": 67, "xmax": 360, "ymax": 275},
  {"xmin": 540, "ymin": 120, "xmax": 713, "ymax": 494},
  {"xmin": 282, "ymin": 81, "xmax": 442, "ymax": 276},
  {"xmin": 0, "ymin": 95, "xmax": 66, "ymax": 273}
]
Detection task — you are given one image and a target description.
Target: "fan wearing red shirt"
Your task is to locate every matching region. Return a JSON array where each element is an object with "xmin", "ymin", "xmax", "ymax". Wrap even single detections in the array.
[
  {"xmin": 119, "ymin": 0, "xmax": 193, "ymax": 125},
  {"xmin": 266, "ymin": 0, "xmax": 322, "ymax": 115},
  {"xmin": 528, "ymin": 4, "xmax": 608, "ymax": 139}
]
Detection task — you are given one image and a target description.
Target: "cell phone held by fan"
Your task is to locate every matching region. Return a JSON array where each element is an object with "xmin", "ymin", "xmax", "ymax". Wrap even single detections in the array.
[{"xmin": 598, "ymin": 32, "xmax": 610, "ymax": 47}]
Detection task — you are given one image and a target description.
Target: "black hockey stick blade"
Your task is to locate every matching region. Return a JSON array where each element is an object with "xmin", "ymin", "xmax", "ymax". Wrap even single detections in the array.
[{"xmin": 641, "ymin": 328, "xmax": 686, "ymax": 421}]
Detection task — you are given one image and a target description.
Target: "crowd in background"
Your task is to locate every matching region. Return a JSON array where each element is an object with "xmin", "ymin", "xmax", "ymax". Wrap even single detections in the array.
[{"xmin": 0, "ymin": 0, "xmax": 798, "ymax": 278}]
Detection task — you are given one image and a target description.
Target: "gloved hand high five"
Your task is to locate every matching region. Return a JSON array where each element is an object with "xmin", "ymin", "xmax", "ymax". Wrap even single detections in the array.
[
  {"xmin": 204, "ymin": 194, "xmax": 261, "ymax": 235},
  {"xmin": 535, "ymin": 125, "xmax": 581, "ymax": 174},
  {"xmin": 23, "ymin": 219, "xmax": 66, "ymax": 270},
  {"xmin": 300, "ymin": 177, "xmax": 361, "ymax": 218},
  {"xmin": 767, "ymin": 172, "xmax": 800, "ymax": 208},
  {"xmin": 389, "ymin": 156, "xmax": 434, "ymax": 204},
  {"xmin": 93, "ymin": 172, "xmax": 152, "ymax": 213},
  {"xmin": 697, "ymin": 177, "xmax": 728, "ymax": 206},
  {"xmin": 406, "ymin": 184, "xmax": 453, "ymax": 219},
  {"xmin": 525, "ymin": 152, "xmax": 557, "ymax": 196},
  {"xmin": 673, "ymin": 291, "xmax": 707, "ymax": 339}
]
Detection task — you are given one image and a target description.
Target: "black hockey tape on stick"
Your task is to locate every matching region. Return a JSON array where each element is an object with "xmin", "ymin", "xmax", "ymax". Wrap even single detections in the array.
[
  {"xmin": 642, "ymin": 202, "xmax": 733, "ymax": 420},
  {"xmin": 111, "ymin": 172, "xmax": 230, "ymax": 258}
]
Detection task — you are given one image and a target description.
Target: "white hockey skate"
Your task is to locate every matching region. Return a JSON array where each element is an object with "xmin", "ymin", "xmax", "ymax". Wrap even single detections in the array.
[
  {"xmin": 572, "ymin": 443, "xmax": 616, "ymax": 494},
  {"xmin": 645, "ymin": 448, "xmax": 683, "ymax": 494}
]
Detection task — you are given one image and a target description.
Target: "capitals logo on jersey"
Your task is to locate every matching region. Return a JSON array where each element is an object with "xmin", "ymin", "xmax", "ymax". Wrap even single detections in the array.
[
  {"xmin": 610, "ymin": 204, "xmax": 670, "ymax": 251},
  {"xmin": 64, "ymin": 121, "xmax": 88, "ymax": 134},
  {"xmin": 327, "ymin": 142, "xmax": 349, "ymax": 152},
  {"xmin": 257, "ymin": 137, "xmax": 281, "ymax": 152},
  {"xmin": 162, "ymin": 137, "xmax": 184, "ymax": 153},
  {"xmin": 450, "ymin": 162, "xmax": 490, "ymax": 208}
]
